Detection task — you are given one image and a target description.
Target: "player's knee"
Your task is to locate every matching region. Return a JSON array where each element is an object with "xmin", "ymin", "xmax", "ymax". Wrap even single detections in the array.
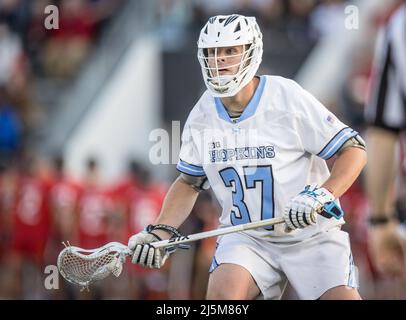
[
  {"xmin": 206, "ymin": 278, "xmax": 257, "ymax": 300},
  {"xmin": 319, "ymin": 285, "xmax": 362, "ymax": 300},
  {"xmin": 206, "ymin": 263, "xmax": 260, "ymax": 300},
  {"xmin": 206, "ymin": 287, "xmax": 244, "ymax": 300},
  {"xmin": 206, "ymin": 276, "xmax": 246, "ymax": 299}
]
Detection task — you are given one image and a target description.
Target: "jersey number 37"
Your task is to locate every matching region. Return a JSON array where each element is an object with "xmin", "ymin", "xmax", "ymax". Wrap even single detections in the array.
[{"xmin": 219, "ymin": 165, "xmax": 275, "ymax": 230}]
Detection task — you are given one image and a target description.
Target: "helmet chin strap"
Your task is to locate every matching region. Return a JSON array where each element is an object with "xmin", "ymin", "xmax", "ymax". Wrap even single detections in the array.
[{"xmin": 210, "ymin": 75, "xmax": 236, "ymax": 86}]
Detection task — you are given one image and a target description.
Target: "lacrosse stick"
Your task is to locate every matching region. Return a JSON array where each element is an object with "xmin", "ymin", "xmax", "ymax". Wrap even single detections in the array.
[
  {"xmin": 57, "ymin": 215, "xmax": 286, "ymax": 290},
  {"xmin": 58, "ymin": 203, "xmax": 343, "ymax": 290}
]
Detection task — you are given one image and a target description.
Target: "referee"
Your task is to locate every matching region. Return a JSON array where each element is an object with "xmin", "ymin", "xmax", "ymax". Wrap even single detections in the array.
[{"xmin": 365, "ymin": 2, "xmax": 406, "ymax": 277}]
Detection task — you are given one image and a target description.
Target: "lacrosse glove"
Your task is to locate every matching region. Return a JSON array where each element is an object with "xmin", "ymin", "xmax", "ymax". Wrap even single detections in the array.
[
  {"xmin": 283, "ymin": 184, "xmax": 336, "ymax": 231},
  {"xmin": 128, "ymin": 224, "xmax": 189, "ymax": 269}
]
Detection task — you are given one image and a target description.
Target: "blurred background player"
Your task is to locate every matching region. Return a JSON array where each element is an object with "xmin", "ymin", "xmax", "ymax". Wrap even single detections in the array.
[
  {"xmin": 76, "ymin": 156, "xmax": 112, "ymax": 250},
  {"xmin": 45, "ymin": 154, "xmax": 81, "ymax": 299},
  {"xmin": 0, "ymin": 157, "xmax": 18, "ymax": 298},
  {"xmin": 364, "ymin": 1, "xmax": 406, "ymax": 282},
  {"xmin": 4, "ymin": 151, "xmax": 51, "ymax": 299},
  {"xmin": 105, "ymin": 160, "xmax": 169, "ymax": 299},
  {"xmin": 74, "ymin": 156, "xmax": 113, "ymax": 299},
  {"xmin": 48, "ymin": 154, "xmax": 80, "ymax": 252}
]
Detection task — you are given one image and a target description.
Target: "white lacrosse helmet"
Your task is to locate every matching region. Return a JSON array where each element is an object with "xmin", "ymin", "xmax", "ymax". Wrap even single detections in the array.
[{"xmin": 197, "ymin": 14, "xmax": 263, "ymax": 97}]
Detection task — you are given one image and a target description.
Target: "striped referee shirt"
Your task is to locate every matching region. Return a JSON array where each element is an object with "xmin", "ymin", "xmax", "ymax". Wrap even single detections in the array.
[{"xmin": 365, "ymin": 4, "xmax": 406, "ymax": 133}]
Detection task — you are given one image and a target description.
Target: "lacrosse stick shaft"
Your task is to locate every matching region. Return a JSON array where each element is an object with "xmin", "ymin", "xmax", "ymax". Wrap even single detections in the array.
[
  {"xmin": 150, "ymin": 204, "xmax": 336, "ymax": 249},
  {"xmin": 151, "ymin": 216, "xmax": 286, "ymax": 249}
]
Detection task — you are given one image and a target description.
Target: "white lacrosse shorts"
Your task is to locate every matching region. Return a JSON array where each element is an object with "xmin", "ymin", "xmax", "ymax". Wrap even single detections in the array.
[{"xmin": 209, "ymin": 226, "xmax": 358, "ymax": 300}]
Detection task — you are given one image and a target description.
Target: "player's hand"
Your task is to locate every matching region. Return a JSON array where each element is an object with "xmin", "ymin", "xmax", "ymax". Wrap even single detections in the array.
[
  {"xmin": 283, "ymin": 184, "xmax": 335, "ymax": 231},
  {"xmin": 128, "ymin": 230, "xmax": 169, "ymax": 269},
  {"xmin": 368, "ymin": 222, "xmax": 406, "ymax": 277}
]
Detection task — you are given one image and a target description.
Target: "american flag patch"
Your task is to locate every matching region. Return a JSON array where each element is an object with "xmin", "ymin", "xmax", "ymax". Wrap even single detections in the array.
[{"xmin": 326, "ymin": 115, "xmax": 335, "ymax": 124}]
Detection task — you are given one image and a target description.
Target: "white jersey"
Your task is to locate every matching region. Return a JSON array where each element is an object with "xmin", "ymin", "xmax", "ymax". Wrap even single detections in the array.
[{"xmin": 177, "ymin": 75, "xmax": 359, "ymax": 242}]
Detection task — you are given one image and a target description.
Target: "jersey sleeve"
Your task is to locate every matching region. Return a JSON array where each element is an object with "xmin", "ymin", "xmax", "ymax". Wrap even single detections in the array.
[
  {"xmin": 176, "ymin": 119, "xmax": 206, "ymax": 177},
  {"xmin": 294, "ymin": 84, "xmax": 360, "ymax": 160}
]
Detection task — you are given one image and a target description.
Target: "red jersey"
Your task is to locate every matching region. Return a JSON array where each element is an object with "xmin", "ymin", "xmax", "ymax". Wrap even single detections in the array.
[
  {"xmin": 126, "ymin": 184, "xmax": 167, "ymax": 238},
  {"xmin": 77, "ymin": 186, "xmax": 112, "ymax": 249},
  {"xmin": 48, "ymin": 4, "xmax": 96, "ymax": 40},
  {"xmin": 48, "ymin": 177, "xmax": 82, "ymax": 243},
  {"xmin": 123, "ymin": 183, "xmax": 167, "ymax": 274},
  {"xmin": 11, "ymin": 175, "xmax": 52, "ymax": 259}
]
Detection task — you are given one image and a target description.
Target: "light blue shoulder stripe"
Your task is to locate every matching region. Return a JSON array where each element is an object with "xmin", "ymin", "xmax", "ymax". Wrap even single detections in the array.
[
  {"xmin": 318, "ymin": 128, "xmax": 358, "ymax": 160},
  {"xmin": 178, "ymin": 159, "xmax": 204, "ymax": 171},
  {"xmin": 176, "ymin": 160, "xmax": 205, "ymax": 176}
]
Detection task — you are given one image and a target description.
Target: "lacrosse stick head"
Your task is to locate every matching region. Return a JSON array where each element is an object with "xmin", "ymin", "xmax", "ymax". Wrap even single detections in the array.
[{"xmin": 57, "ymin": 242, "xmax": 131, "ymax": 290}]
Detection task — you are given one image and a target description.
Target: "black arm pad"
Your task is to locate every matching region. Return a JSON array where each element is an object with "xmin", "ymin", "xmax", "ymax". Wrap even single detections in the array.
[{"xmin": 179, "ymin": 173, "xmax": 210, "ymax": 192}]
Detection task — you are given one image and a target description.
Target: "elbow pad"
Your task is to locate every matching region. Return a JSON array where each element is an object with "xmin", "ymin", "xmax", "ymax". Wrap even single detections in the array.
[
  {"xmin": 179, "ymin": 173, "xmax": 210, "ymax": 192},
  {"xmin": 338, "ymin": 134, "xmax": 366, "ymax": 153}
]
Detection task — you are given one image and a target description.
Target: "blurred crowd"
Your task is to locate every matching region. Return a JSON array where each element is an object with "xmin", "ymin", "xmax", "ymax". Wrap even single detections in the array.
[
  {"xmin": 1, "ymin": 0, "xmax": 406, "ymax": 300},
  {"xmin": 0, "ymin": 0, "xmax": 123, "ymax": 163},
  {"xmin": 159, "ymin": 0, "xmax": 359, "ymax": 48},
  {"xmin": 192, "ymin": 0, "xmax": 350, "ymax": 39}
]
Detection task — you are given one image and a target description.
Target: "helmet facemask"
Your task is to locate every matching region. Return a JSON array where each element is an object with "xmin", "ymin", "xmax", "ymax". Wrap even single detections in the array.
[
  {"xmin": 197, "ymin": 15, "xmax": 263, "ymax": 97},
  {"xmin": 198, "ymin": 44, "xmax": 255, "ymax": 95}
]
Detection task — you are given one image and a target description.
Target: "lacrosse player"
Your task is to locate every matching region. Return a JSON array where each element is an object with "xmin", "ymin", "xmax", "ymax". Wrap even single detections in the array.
[
  {"xmin": 364, "ymin": 2, "xmax": 406, "ymax": 277},
  {"xmin": 128, "ymin": 14, "xmax": 366, "ymax": 300}
]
